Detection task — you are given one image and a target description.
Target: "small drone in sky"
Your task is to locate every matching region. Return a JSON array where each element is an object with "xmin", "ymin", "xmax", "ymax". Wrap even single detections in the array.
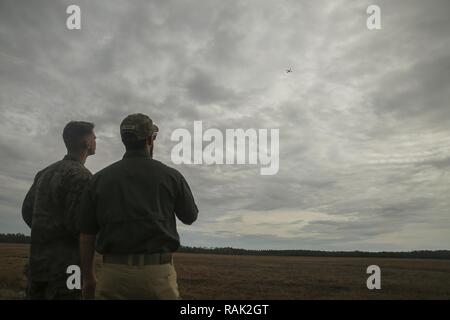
[{"xmin": 286, "ymin": 68, "xmax": 293, "ymax": 73}]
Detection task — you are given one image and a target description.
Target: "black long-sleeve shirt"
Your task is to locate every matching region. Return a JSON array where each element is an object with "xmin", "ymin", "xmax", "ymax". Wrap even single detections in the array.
[{"xmin": 79, "ymin": 149, "xmax": 198, "ymax": 254}]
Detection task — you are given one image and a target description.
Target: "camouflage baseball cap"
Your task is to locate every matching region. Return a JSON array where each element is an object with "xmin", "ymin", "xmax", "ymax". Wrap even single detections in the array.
[{"xmin": 120, "ymin": 113, "xmax": 158, "ymax": 140}]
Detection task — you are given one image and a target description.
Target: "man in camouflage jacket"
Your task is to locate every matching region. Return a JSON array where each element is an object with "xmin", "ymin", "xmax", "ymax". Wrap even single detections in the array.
[{"xmin": 22, "ymin": 121, "xmax": 96, "ymax": 299}]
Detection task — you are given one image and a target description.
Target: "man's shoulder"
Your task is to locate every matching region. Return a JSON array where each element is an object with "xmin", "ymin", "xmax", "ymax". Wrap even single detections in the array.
[
  {"xmin": 59, "ymin": 159, "xmax": 92, "ymax": 178},
  {"xmin": 35, "ymin": 160, "xmax": 67, "ymax": 180},
  {"xmin": 151, "ymin": 159, "xmax": 183, "ymax": 178},
  {"xmin": 92, "ymin": 160, "xmax": 122, "ymax": 179},
  {"xmin": 33, "ymin": 158, "xmax": 91, "ymax": 192},
  {"xmin": 39, "ymin": 159, "xmax": 63, "ymax": 173},
  {"xmin": 93, "ymin": 158, "xmax": 181, "ymax": 179}
]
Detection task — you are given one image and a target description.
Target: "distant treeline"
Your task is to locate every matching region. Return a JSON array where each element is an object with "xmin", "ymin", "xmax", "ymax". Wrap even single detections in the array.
[
  {"xmin": 1, "ymin": 233, "xmax": 449, "ymax": 259},
  {"xmin": 0, "ymin": 233, "xmax": 31, "ymax": 243},
  {"xmin": 178, "ymin": 246, "xmax": 450, "ymax": 260}
]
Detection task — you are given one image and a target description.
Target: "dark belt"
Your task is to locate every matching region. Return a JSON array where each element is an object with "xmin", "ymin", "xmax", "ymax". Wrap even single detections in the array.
[{"xmin": 103, "ymin": 253, "xmax": 173, "ymax": 266}]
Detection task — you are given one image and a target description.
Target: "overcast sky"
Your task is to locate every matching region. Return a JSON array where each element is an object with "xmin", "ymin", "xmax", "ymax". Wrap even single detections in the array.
[{"xmin": 1, "ymin": 0, "xmax": 449, "ymax": 251}]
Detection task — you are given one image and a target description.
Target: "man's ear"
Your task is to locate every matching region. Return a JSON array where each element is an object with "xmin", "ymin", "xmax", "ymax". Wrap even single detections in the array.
[{"xmin": 147, "ymin": 135, "xmax": 154, "ymax": 146}]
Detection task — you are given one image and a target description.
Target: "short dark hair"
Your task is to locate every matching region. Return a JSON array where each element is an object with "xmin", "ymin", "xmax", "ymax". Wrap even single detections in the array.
[
  {"xmin": 121, "ymin": 132, "xmax": 147, "ymax": 150},
  {"xmin": 63, "ymin": 121, "xmax": 95, "ymax": 152}
]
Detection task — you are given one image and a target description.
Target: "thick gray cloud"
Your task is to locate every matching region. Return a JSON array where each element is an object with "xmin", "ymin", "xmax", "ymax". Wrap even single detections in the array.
[{"xmin": 0, "ymin": 0, "xmax": 449, "ymax": 250}]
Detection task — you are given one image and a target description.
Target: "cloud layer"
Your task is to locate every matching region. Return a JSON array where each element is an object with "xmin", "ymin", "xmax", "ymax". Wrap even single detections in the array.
[{"xmin": 1, "ymin": 0, "xmax": 449, "ymax": 250}]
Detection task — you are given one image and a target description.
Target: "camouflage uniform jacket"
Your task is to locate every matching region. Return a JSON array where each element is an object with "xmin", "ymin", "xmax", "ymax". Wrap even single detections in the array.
[{"xmin": 22, "ymin": 154, "xmax": 92, "ymax": 281}]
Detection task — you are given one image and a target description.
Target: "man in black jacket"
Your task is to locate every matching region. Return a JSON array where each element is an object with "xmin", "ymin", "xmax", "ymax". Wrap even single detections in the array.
[{"xmin": 79, "ymin": 113, "xmax": 198, "ymax": 299}]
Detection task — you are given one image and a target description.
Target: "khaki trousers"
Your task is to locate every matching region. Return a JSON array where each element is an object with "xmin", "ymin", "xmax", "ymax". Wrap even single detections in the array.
[{"xmin": 95, "ymin": 261, "xmax": 180, "ymax": 300}]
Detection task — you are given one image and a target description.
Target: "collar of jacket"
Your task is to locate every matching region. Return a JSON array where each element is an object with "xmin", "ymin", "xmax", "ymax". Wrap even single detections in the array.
[
  {"xmin": 123, "ymin": 149, "xmax": 151, "ymax": 159},
  {"xmin": 63, "ymin": 154, "xmax": 83, "ymax": 163}
]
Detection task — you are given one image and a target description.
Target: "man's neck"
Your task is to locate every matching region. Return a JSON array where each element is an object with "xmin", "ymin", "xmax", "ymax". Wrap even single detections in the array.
[
  {"xmin": 124, "ymin": 148, "xmax": 151, "ymax": 159},
  {"xmin": 67, "ymin": 152, "xmax": 88, "ymax": 164}
]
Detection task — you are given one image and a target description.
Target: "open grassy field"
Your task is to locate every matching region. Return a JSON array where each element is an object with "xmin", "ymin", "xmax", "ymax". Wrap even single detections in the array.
[{"xmin": 1, "ymin": 243, "xmax": 449, "ymax": 299}]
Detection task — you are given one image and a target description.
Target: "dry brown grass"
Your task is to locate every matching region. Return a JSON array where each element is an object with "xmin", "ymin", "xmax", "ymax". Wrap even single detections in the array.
[{"xmin": 1, "ymin": 243, "xmax": 449, "ymax": 299}]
